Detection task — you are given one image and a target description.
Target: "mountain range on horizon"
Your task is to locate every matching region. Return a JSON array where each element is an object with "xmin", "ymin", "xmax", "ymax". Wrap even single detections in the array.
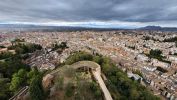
[
  {"xmin": 138, "ymin": 26, "xmax": 177, "ymax": 31},
  {"xmin": 1, "ymin": 23, "xmax": 177, "ymax": 32}
]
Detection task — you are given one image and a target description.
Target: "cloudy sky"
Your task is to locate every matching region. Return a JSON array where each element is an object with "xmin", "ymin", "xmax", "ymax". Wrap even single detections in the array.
[{"xmin": 0, "ymin": 0, "xmax": 177, "ymax": 28}]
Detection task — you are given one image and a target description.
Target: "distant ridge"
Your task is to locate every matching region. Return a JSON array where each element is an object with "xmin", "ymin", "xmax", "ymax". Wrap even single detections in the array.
[
  {"xmin": 1, "ymin": 24, "xmax": 177, "ymax": 32},
  {"xmin": 0, "ymin": 24, "xmax": 122, "ymax": 32},
  {"xmin": 139, "ymin": 26, "xmax": 177, "ymax": 31}
]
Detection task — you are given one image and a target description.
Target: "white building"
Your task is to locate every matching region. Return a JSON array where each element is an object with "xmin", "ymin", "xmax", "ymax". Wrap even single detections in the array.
[
  {"xmin": 152, "ymin": 59, "xmax": 170, "ymax": 68},
  {"xmin": 127, "ymin": 71, "xmax": 142, "ymax": 81},
  {"xmin": 143, "ymin": 66, "xmax": 157, "ymax": 72},
  {"xmin": 168, "ymin": 56, "xmax": 177, "ymax": 63},
  {"xmin": 135, "ymin": 54, "xmax": 149, "ymax": 62}
]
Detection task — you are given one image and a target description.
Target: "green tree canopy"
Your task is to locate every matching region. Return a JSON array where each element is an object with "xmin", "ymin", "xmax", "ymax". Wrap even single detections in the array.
[
  {"xmin": 29, "ymin": 74, "xmax": 44, "ymax": 100},
  {"xmin": 10, "ymin": 69, "xmax": 27, "ymax": 92}
]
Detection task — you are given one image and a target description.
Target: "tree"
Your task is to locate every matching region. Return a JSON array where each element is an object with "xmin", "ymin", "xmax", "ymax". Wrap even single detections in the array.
[
  {"xmin": 147, "ymin": 49, "xmax": 171, "ymax": 64},
  {"xmin": 52, "ymin": 42, "xmax": 68, "ymax": 51},
  {"xmin": 60, "ymin": 42, "xmax": 68, "ymax": 49},
  {"xmin": 10, "ymin": 69, "xmax": 27, "ymax": 92},
  {"xmin": 0, "ymin": 51, "xmax": 13, "ymax": 60},
  {"xmin": 65, "ymin": 51, "xmax": 93, "ymax": 65},
  {"xmin": 27, "ymin": 67, "xmax": 40, "ymax": 84},
  {"xmin": 92, "ymin": 56, "xmax": 101, "ymax": 64},
  {"xmin": 8, "ymin": 43, "xmax": 42, "ymax": 54},
  {"xmin": 89, "ymin": 82, "xmax": 102, "ymax": 98},
  {"xmin": 163, "ymin": 36, "xmax": 177, "ymax": 42},
  {"xmin": 29, "ymin": 75, "xmax": 44, "ymax": 100},
  {"xmin": 130, "ymin": 89, "xmax": 139, "ymax": 100},
  {"xmin": 150, "ymin": 49, "xmax": 162, "ymax": 56},
  {"xmin": 9, "ymin": 75, "xmax": 21, "ymax": 91},
  {"xmin": 0, "ymin": 78, "xmax": 11, "ymax": 100}
]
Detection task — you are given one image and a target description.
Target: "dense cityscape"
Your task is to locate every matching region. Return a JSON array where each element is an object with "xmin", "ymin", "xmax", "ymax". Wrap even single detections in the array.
[{"xmin": 0, "ymin": 30, "xmax": 177, "ymax": 100}]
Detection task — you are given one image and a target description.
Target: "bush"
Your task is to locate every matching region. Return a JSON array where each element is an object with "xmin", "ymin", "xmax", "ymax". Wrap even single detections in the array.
[
  {"xmin": 156, "ymin": 67, "xmax": 168, "ymax": 73},
  {"xmin": 0, "ymin": 78, "xmax": 11, "ymax": 100},
  {"xmin": 147, "ymin": 49, "xmax": 171, "ymax": 64},
  {"xmin": 0, "ymin": 51, "xmax": 13, "ymax": 60},
  {"xmin": 52, "ymin": 42, "xmax": 68, "ymax": 51},
  {"xmin": 8, "ymin": 43, "xmax": 42, "ymax": 54},
  {"xmin": 65, "ymin": 83, "xmax": 74, "ymax": 97},
  {"xmin": 163, "ymin": 36, "xmax": 177, "ymax": 42},
  {"xmin": 65, "ymin": 51, "xmax": 93, "ymax": 65},
  {"xmin": 89, "ymin": 82, "xmax": 102, "ymax": 98}
]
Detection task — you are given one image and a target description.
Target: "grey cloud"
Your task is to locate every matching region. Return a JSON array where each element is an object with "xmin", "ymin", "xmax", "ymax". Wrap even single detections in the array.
[{"xmin": 0, "ymin": 0, "xmax": 177, "ymax": 24}]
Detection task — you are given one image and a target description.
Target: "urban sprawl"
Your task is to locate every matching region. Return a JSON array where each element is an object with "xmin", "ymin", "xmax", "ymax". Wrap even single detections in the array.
[{"xmin": 1, "ymin": 30, "xmax": 177, "ymax": 100}]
